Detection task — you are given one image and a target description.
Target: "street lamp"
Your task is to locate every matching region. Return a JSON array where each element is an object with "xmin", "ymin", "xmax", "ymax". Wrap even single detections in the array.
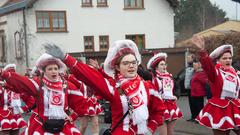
[{"xmin": 232, "ymin": 0, "xmax": 240, "ymax": 20}]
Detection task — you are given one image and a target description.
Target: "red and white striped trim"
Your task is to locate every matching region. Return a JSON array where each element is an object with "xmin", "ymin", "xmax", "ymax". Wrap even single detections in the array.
[
  {"xmin": 28, "ymin": 78, "xmax": 40, "ymax": 91},
  {"xmin": 198, "ymin": 111, "xmax": 236, "ymax": 130},
  {"xmin": 104, "ymin": 78, "xmax": 115, "ymax": 95},
  {"xmin": 68, "ymin": 90, "xmax": 83, "ymax": 96}
]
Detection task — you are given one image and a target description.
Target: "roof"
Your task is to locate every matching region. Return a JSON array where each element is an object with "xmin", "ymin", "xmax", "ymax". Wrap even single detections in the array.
[
  {"xmin": 0, "ymin": 0, "xmax": 36, "ymax": 15},
  {"xmin": 176, "ymin": 20, "xmax": 240, "ymax": 47},
  {"xmin": 2, "ymin": 0, "xmax": 24, "ymax": 7},
  {"xmin": 0, "ymin": 0, "xmax": 178, "ymax": 16}
]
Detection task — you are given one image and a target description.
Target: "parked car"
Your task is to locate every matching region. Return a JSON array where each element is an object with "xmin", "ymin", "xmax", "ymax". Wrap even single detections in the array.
[
  {"xmin": 99, "ymin": 100, "xmax": 112, "ymax": 123},
  {"xmin": 174, "ymin": 68, "xmax": 188, "ymax": 96}
]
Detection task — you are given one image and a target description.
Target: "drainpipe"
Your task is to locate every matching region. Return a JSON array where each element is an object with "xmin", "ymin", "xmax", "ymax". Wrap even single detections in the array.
[
  {"xmin": 185, "ymin": 48, "xmax": 189, "ymax": 67},
  {"xmin": 23, "ymin": 8, "xmax": 29, "ymax": 67}
]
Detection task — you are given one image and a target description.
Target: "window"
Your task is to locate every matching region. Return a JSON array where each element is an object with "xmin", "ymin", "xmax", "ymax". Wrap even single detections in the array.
[
  {"xmin": 84, "ymin": 36, "xmax": 94, "ymax": 52},
  {"xmin": 97, "ymin": 0, "xmax": 108, "ymax": 7},
  {"xmin": 36, "ymin": 11, "xmax": 67, "ymax": 32},
  {"xmin": 82, "ymin": 0, "xmax": 92, "ymax": 7},
  {"xmin": 126, "ymin": 34, "xmax": 145, "ymax": 50},
  {"xmin": 124, "ymin": 0, "xmax": 144, "ymax": 9},
  {"xmin": 99, "ymin": 35, "xmax": 109, "ymax": 51}
]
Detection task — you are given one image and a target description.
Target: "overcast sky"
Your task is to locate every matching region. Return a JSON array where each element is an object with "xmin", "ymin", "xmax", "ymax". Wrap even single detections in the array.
[{"xmin": 209, "ymin": 0, "xmax": 240, "ymax": 20}]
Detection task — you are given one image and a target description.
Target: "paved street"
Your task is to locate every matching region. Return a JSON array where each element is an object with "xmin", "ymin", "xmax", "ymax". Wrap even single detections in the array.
[
  {"xmin": 82, "ymin": 96, "xmax": 214, "ymax": 135},
  {"xmin": 22, "ymin": 96, "xmax": 237, "ymax": 135}
]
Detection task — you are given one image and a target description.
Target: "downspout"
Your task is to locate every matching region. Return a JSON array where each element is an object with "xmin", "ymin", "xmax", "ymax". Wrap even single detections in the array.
[
  {"xmin": 23, "ymin": 8, "xmax": 29, "ymax": 67},
  {"xmin": 185, "ymin": 48, "xmax": 189, "ymax": 67}
]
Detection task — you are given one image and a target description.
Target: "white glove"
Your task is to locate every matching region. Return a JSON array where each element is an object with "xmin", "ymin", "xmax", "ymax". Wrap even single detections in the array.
[
  {"xmin": 44, "ymin": 43, "xmax": 66, "ymax": 60},
  {"xmin": 19, "ymin": 107, "xmax": 24, "ymax": 114},
  {"xmin": 144, "ymin": 128, "xmax": 153, "ymax": 135}
]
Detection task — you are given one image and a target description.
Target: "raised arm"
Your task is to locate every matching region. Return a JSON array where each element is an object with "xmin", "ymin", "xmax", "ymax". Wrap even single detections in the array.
[
  {"xmin": 45, "ymin": 44, "xmax": 115, "ymax": 101},
  {"xmin": 1, "ymin": 71, "xmax": 39, "ymax": 97},
  {"xmin": 64, "ymin": 55, "xmax": 114, "ymax": 101},
  {"xmin": 192, "ymin": 35, "xmax": 217, "ymax": 82},
  {"xmin": 198, "ymin": 51, "xmax": 217, "ymax": 82}
]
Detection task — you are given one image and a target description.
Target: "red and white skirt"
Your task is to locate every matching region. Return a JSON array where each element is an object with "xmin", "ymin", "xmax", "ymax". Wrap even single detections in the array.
[
  {"xmin": 163, "ymin": 100, "xmax": 183, "ymax": 121},
  {"xmin": 196, "ymin": 98, "xmax": 240, "ymax": 131},
  {"xmin": 85, "ymin": 97, "xmax": 103, "ymax": 116},
  {"xmin": 0, "ymin": 109, "xmax": 27, "ymax": 131},
  {"xmin": 22, "ymin": 114, "xmax": 81, "ymax": 135}
]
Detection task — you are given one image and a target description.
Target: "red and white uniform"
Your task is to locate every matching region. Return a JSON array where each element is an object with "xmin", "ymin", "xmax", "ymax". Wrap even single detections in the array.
[
  {"xmin": 153, "ymin": 71, "xmax": 183, "ymax": 121},
  {"xmin": 196, "ymin": 51, "xmax": 240, "ymax": 131},
  {"xmin": 0, "ymin": 82, "xmax": 34, "ymax": 131},
  {"xmin": 63, "ymin": 55, "xmax": 166, "ymax": 135},
  {"xmin": 1, "ymin": 72, "xmax": 87, "ymax": 135},
  {"xmin": 68, "ymin": 74, "xmax": 103, "ymax": 116}
]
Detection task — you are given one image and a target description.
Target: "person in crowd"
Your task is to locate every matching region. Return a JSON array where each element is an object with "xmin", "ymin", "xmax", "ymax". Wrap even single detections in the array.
[
  {"xmin": 190, "ymin": 59, "xmax": 207, "ymax": 123},
  {"xmin": 68, "ymin": 74, "xmax": 102, "ymax": 135},
  {"xmin": 192, "ymin": 35, "xmax": 240, "ymax": 135},
  {"xmin": 27, "ymin": 66, "xmax": 41, "ymax": 80},
  {"xmin": 147, "ymin": 52, "xmax": 182, "ymax": 135},
  {"xmin": 0, "ymin": 54, "xmax": 88, "ymax": 135},
  {"xmin": 24, "ymin": 68, "xmax": 32, "ymax": 78},
  {"xmin": 0, "ymin": 64, "xmax": 35, "ymax": 135},
  {"xmin": 137, "ymin": 64, "xmax": 152, "ymax": 81},
  {"xmin": 185, "ymin": 53, "xmax": 195, "ymax": 122},
  {"xmin": 44, "ymin": 40, "xmax": 166, "ymax": 135}
]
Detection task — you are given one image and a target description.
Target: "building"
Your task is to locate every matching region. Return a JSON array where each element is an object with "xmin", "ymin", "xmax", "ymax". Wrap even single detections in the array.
[{"xmin": 0, "ymin": 0, "xmax": 178, "ymax": 73}]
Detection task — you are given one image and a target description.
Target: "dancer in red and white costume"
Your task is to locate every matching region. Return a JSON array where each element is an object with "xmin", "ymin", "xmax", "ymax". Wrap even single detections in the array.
[
  {"xmin": 0, "ymin": 54, "xmax": 87, "ymax": 135},
  {"xmin": 68, "ymin": 74, "xmax": 102, "ymax": 135},
  {"xmin": 0, "ymin": 64, "xmax": 35, "ymax": 135},
  {"xmin": 147, "ymin": 52, "xmax": 182, "ymax": 135},
  {"xmin": 192, "ymin": 35, "xmax": 240, "ymax": 135},
  {"xmin": 45, "ymin": 40, "xmax": 166, "ymax": 135}
]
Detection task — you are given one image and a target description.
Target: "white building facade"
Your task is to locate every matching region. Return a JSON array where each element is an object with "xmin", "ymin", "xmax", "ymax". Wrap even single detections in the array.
[{"xmin": 0, "ymin": 0, "xmax": 177, "ymax": 73}]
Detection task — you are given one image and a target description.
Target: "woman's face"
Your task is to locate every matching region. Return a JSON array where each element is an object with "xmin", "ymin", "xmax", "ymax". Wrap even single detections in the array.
[
  {"xmin": 156, "ymin": 60, "xmax": 167, "ymax": 73},
  {"xmin": 217, "ymin": 52, "xmax": 232, "ymax": 68},
  {"xmin": 44, "ymin": 64, "xmax": 60, "ymax": 81},
  {"xmin": 116, "ymin": 54, "xmax": 138, "ymax": 78}
]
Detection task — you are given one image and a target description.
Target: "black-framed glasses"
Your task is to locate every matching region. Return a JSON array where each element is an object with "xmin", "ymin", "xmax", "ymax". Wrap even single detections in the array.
[
  {"xmin": 159, "ymin": 63, "xmax": 167, "ymax": 66},
  {"xmin": 121, "ymin": 60, "xmax": 139, "ymax": 66}
]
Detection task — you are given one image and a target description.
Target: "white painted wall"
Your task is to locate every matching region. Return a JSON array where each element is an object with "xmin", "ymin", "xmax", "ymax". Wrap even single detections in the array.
[
  {"xmin": 0, "ymin": 0, "xmax": 8, "ymax": 7},
  {"xmin": 4, "ymin": 11, "xmax": 27, "ymax": 71},
  {"xmin": 3, "ymin": 0, "xmax": 175, "ymax": 73}
]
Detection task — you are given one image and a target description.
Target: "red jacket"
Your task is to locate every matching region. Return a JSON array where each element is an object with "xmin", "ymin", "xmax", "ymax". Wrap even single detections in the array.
[
  {"xmin": 64, "ymin": 54, "xmax": 166, "ymax": 134},
  {"xmin": 198, "ymin": 51, "xmax": 240, "ymax": 110},
  {"xmin": 190, "ymin": 70, "xmax": 207, "ymax": 97},
  {"xmin": 1, "ymin": 72, "xmax": 89, "ymax": 134}
]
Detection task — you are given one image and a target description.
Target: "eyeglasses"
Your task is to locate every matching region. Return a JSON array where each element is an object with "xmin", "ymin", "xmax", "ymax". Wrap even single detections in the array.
[
  {"xmin": 121, "ymin": 60, "xmax": 139, "ymax": 66},
  {"xmin": 159, "ymin": 63, "xmax": 167, "ymax": 66}
]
